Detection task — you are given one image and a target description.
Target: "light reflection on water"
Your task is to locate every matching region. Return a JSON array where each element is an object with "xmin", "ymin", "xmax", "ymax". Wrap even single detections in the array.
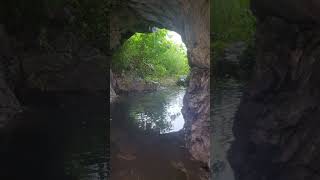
[{"xmin": 114, "ymin": 86, "xmax": 186, "ymax": 134}]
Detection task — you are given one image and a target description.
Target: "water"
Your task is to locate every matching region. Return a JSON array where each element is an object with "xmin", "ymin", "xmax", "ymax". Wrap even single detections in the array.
[
  {"xmin": 0, "ymin": 92, "xmax": 109, "ymax": 180},
  {"xmin": 110, "ymin": 86, "xmax": 207, "ymax": 180},
  {"xmin": 111, "ymin": 86, "xmax": 186, "ymax": 134},
  {"xmin": 211, "ymin": 78, "xmax": 245, "ymax": 180}
]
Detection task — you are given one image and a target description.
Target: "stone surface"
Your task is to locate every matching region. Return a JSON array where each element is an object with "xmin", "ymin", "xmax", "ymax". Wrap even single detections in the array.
[
  {"xmin": 0, "ymin": 63, "xmax": 21, "ymax": 128},
  {"xmin": 229, "ymin": 4, "xmax": 320, "ymax": 180},
  {"xmin": 251, "ymin": 0, "xmax": 320, "ymax": 24},
  {"xmin": 22, "ymin": 32, "xmax": 108, "ymax": 91},
  {"xmin": 0, "ymin": 26, "xmax": 21, "ymax": 128},
  {"xmin": 110, "ymin": 70, "xmax": 118, "ymax": 103},
  {"xmin": 182, "ymin": 68, "xmax": 210, "ymax": 164}
]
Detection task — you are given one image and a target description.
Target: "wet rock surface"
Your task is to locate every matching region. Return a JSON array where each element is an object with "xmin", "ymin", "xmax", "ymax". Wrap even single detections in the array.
[
  {"xmin": 110, "ymin": 84, "xmax": 117, "ymax": 103},
  {"xmin": 110, "ymin": 70, "xmax": 118, "ymax": 103},
  {"xmin": 230, "ymin": 4, "xmax": 320, "ymax": 180},
  {"xmin": 182, "ymin": 68, "xmax": 210, "ymax": 164}
]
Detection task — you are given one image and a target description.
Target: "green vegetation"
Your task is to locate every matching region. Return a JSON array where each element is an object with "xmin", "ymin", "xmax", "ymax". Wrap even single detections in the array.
[
  {"xmin": 112, "ymin": 29, "xmax": 190, "ymax": 81},
  {"xmin": 211, "ymin": 0, "xmax": 256, "ymax": 57}
]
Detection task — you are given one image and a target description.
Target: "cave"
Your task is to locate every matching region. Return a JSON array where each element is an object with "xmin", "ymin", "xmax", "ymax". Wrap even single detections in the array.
[
  {"xmin": 110, "ymin": 0, "xmax": 210, "ymax": 165},
  {"xmin": 2, "ymin": 0, "xmax": 320, "ymax": 180},
  {"xmin": 109, "ymin": 0, "xmax": 210, "ymax": 179},
  {"xmin": 0, "ymin": 0, "xmax": 210, "ymax": 179}
]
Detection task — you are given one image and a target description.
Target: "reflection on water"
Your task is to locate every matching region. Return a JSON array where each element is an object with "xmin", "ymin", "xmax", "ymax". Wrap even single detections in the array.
[
  {"xmin": 211, "ymin": 78, "xmax": 244, "ymax": 180},
  {"xmin": 112, "ymin": 86, "xmax": 185, "ymax": 134},
  {"xmin": 110, "ymin": 86, "xmax": 207, "ymax": 180}
]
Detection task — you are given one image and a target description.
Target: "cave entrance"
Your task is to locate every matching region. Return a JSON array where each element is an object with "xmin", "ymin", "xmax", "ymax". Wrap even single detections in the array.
[
  {"xmin": 111, "ymin": 28, "xmax": 189, "ymax": 134},
  {"xmin": 109, "ymin": 28, "xmax": 206, "ymax": 180}
]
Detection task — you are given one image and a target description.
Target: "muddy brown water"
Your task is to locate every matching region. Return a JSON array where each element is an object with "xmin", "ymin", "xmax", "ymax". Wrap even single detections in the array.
[{"xmin": 110, "ymin": 86, "xmax": 208, "ymax": 180}]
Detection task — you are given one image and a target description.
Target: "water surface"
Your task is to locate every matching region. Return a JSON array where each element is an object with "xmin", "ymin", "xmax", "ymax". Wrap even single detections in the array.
[
  {"xmin": 211, "ymin": 78, "xmax": 244, "ymax": 180},
  {"xmin": 111, "ymin": 86, "xmax": 186, "ymax": 134},
  {"xmin": 110, "ymin": 86, "xmax": 207, "ymax": 180}
]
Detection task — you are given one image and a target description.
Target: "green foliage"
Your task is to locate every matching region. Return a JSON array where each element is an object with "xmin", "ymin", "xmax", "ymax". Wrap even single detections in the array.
[
  {"xmin": 212, "ymin": 0, "xmax": 256, "ymax": 57},
  {"xmin": 112, "ymin": 29, "xmax": 189, "ymax": 80}
]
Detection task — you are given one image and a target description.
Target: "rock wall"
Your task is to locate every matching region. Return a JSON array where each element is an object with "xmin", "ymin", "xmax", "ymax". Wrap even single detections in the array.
[
  {"xmin": 0, "ymin": 30, "xmax": 108, "ymax": 93},
  {"xmin": 110, "ymin": 0, "xmax": 210, "ymax": 165},
  {"xmin": 0, "ymin": 25, "xmax": 21, "ymax": 128},
  {"xmin": 0, "ymin": 62, "xmax": 20, "ymax": 128},
  {"xmin": 110, "ymin": 70, "xmax": 117, "ymax": 103},
  {"xmin": 230, "ymin": 1, "xmax": 320, "ymax": 180},
  {"xmin": 22, "ymin": 32, "xmax": 108, "ymax": 91},
  {"xmin": 0, "ymin": 1, "xmax": 110, "ymax": 93},
  {"xmin": 0, "ymin": 2, "xmax": 110, "ymax": 127}
]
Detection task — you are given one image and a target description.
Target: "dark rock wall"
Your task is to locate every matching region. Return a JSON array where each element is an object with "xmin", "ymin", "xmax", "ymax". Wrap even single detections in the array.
[
  {"xmin": 230, "ymin": 1, "xmax": 320, "ymax": 180},
  {"xmin": 110, "ymin": 0, "xmax": 210, "ymax": 165},
  {"xmin": 0, "ymin": 3, "xmax": 110, "ymax": 92},
  {"xmin": 22, "ymin": 32, "xmax": 108, "ymax": 91},
  {"xmin": 0, "ymin": 60, "xmax": 20, "ymax": 128},
  {"xmin": 0, "ymin": 25, "xmax": 21, "ymax": 128},
  {"xmin": 0, "ymin": 1, "xmax": 110, "ymax": 129},
  {"xmin": 0, "ymin": 0, "xmax": 210, "ymax": 167}
]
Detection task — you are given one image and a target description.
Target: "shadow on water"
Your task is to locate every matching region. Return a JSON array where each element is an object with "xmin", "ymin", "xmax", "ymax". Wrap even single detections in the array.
[{"xmin": 0, "ymin": 92, "xmax": 109, "ymax": 180}]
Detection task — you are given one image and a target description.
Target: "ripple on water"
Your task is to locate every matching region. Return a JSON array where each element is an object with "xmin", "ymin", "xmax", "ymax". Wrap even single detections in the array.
[{"xmin": 211, "ymin": 78, "xmax": 245, "ymax": 180}]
